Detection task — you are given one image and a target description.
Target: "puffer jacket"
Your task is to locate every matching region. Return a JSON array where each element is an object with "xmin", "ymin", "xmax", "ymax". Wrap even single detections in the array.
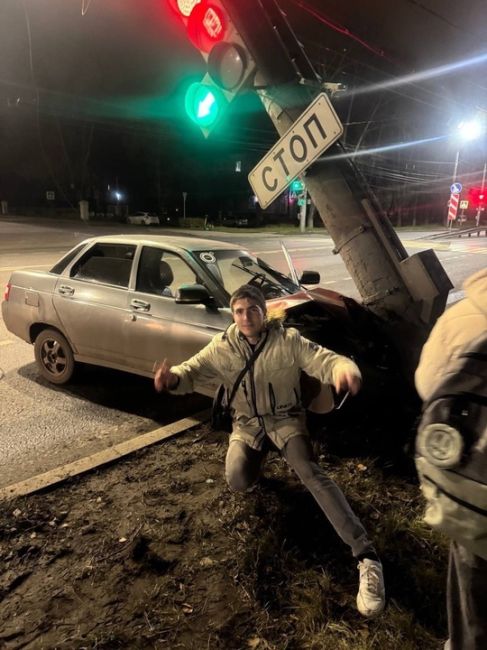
[
  {"xmin": 169, "ymin": 319, "xmax": 361, "ymax": 450},
  {"xmin": 415, "ymin": 268, "xmax": 487, "ymax": 401}
]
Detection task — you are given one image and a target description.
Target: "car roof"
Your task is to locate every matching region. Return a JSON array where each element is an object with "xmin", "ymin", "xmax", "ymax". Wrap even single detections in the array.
[{"xmin": 84, "ymin": 234, "xmax": 243, "ymax": 253}]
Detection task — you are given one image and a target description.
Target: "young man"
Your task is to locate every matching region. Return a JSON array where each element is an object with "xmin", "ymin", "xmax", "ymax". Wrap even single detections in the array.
[{"xmin": 155, "ymin": 284, "xmax": 385, "ymax": 617}]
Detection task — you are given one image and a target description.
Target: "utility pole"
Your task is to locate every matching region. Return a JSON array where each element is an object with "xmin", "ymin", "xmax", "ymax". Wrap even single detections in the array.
[
  {"xmin": 476, "ymin": 163, "xmax": 486, "ymax": 227},
  {"xmin": 223, "ymin": 0, "xmax": 452, "ymax": 376}
]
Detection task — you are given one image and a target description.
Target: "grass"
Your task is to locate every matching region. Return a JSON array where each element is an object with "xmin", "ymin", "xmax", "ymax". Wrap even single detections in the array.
[{"xmin": 0, "ymin": 429, "xmax": 450, "ymax": 649}]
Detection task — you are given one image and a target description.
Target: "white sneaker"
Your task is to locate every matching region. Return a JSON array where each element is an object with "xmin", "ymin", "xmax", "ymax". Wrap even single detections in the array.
[{"xmin": 356, "ymin": 558, "xmax": 385, "ymax": 618}]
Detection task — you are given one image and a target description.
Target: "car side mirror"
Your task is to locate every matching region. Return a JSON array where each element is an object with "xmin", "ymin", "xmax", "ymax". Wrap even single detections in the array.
[
  {"xmin": 299, "ymin": 270, "xmax": 320, "ymax": 285},
  {"xmin": 175, "ymin": 283, "xmax": 212, "ymax": 305}
]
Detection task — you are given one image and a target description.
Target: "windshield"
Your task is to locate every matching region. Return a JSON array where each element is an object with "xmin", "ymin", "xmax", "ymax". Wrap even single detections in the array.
[{"xmin": 192, "ymin": 249, "xmax": 300, "ymax": 300}]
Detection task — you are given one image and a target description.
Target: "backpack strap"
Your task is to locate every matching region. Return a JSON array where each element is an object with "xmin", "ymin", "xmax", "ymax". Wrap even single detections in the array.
[{"xmin": 226, "ymin": 331, "xmax": 268, "ymax": 408}]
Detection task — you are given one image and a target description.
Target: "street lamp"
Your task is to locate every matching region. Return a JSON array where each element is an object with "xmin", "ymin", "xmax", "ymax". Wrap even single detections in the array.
[
  {"xmin": 457, "ymin": 119, "xmax": 484, "ymax": 142},
  {"xmin": 182, "ymin": 191, "xmax": 187, "ymax": 223},
  {"xmin": 452, "ymin": 119, "xmax": 484, "ymax": 182},
  {"xmin": 447, "ymin": 118, "xmax": 486, "ymax": 226}
]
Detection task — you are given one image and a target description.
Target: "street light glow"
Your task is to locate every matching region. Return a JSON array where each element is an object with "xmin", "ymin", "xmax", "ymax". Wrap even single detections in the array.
[{"xmin": 457, "ymin": 119, "xmax": 484, "ymax": 142}]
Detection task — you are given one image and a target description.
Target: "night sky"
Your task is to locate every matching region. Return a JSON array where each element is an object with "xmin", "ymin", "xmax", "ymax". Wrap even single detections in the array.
[{"xmin": 1, "ymin": 0, "xmax": 486, "ymax": 219}]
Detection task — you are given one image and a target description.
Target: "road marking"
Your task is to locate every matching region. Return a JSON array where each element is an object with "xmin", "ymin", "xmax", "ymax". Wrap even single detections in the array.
[
  {"xmin": 403, "ymin": 240, "xmax": 451, "ymax": 251},
  {"xmin": 0, "ymin": 340, "xmax": 14, "ymax": 347},
  {"xmin": 0, "ymin": 409, "xmax": 210, "ymax": 499}
]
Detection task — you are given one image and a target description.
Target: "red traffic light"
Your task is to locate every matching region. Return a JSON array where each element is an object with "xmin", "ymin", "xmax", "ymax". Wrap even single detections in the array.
[
  {"xmin": 468, "ymin": 186, "xmax": 486, "ymax": 208},
  {"xmin": 167, "ymin": 0, "xmax": 201, "ymax": 18},
  {"xmin": 187, "ymin": 2, "xmax": 227, "ymax": 52}
]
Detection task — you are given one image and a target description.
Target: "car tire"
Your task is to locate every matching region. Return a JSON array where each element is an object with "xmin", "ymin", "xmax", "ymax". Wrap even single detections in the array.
[{"xmin": 34, "ymin": 328, "xmax": 75, "ymax": 385}]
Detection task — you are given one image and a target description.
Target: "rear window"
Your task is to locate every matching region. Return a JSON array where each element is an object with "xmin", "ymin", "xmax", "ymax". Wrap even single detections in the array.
[
  {"xmin": 70, "ymin": 243, "xmax": 136, "ymax": 288},
  {"xmin": 50, "ymin": 243, "xmax": 87, "ymax": 275}
]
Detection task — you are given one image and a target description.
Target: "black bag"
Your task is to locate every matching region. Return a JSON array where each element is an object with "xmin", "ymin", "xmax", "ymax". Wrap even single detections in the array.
[
  {"xmin": 210, "ymin": 332, "xmax": 268, "ymax": 433},
  {"xmin": 415, "ymin": 333, "xmax": 487, "ymax": 559},
  {"xmin": 211, "ymin": 385, "xmax": 233, "ymax": 433}
]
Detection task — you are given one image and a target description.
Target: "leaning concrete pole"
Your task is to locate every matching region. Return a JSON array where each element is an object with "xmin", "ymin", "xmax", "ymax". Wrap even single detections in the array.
[{"xmin": 224, "ymin": 0, "xmax": 452, "ymax": 377}]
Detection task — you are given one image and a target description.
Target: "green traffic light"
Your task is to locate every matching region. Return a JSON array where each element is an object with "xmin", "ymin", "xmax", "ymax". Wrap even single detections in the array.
[
  {"xmin": 290, "ymin": 179, "xmax": 304, "ymax": 192},
  {"xmin": 184, "ymin": 82, "xmax": 227, "ymax": 128}
]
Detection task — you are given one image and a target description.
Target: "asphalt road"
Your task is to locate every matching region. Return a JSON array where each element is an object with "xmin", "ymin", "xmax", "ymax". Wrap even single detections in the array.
[{"xmin": 0, "ymin": 216, "xmax": 485, "ymax": 488}]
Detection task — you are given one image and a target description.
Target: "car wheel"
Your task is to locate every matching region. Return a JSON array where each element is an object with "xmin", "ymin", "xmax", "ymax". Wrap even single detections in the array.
[{"xmin": 34, "ymin": 328, "xmax": 75, "ymax": 384}]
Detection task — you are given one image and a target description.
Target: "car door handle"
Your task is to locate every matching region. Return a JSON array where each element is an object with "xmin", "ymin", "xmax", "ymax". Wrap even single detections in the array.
[
  {"xmin": 131, "ymin": 299, "xmax": 150, "ymax": 311},
  {"xmin": 58, "ymin": 285, "xmax": 74, "ymax": 296}
]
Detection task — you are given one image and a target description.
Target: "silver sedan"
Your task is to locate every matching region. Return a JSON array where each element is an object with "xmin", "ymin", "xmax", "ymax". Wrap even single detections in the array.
[{"xmin": 2, "ymin": 230, "xmax": 388, "ymax": 394}]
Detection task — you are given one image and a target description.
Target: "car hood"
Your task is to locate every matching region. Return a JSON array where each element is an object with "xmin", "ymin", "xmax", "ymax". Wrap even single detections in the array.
[{"xmin": 267, "ymin": 287, "xmax": 350, "ymax": 314}]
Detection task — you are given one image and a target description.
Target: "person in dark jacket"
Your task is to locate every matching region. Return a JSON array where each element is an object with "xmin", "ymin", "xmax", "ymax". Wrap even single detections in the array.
[{"xmin": 415, "ymin": 268, "xmax": 487, "ymax": 650}]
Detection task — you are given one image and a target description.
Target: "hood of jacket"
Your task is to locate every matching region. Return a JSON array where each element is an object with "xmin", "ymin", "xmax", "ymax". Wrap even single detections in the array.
[
  {"xmin": 222, "ymin": 309, "xmax": 285, "ymax": 354},
  {"xmin": 464, "ymin": 268, "xmax": 487, "ymax": 316}
]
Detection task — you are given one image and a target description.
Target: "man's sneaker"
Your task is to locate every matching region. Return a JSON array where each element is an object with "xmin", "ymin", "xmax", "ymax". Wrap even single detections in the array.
[{"xmin": 356, "ymin": 558, "xmax": 385, "ymax": 618}]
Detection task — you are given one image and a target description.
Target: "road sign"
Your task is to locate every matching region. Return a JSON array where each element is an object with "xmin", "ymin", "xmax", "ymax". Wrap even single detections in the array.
[
  {"xmin": 46, "ymin": 191, "xmax": 55, "ymax": 201},
  {"xmin": 248, "ymin": 93, "xmax": 343, "ymax": 208},
  {"xmin": 460, "ymin": 200, "xmax": 469, "ymax": 209},
  {"xmin": 448, "ymin": 192, "xmax": 459, "ymax": 221},
  {"xmin": 450, "ymin": 182, "xmax": 462, "ymax": 194}
]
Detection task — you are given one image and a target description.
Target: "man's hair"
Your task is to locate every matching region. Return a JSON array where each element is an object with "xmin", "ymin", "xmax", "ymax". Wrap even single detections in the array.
[{"xmin": 230, "ymin": 284, "xmax": 267, "ymax": 313}]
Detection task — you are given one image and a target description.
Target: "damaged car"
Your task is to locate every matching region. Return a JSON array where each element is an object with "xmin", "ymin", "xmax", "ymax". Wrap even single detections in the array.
[{"xmin": 2, "ymin": 234, "xmax": 410, "ymax": 443}]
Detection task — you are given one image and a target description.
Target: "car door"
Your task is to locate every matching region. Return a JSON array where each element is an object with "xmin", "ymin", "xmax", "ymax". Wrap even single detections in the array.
[
  {"xmin": 52, "ymin": 242, "xmax": 135, "ymax": 366},
  {"xmin": 125, "ymin": 245, "xmax": 232, "ymax": 391}
]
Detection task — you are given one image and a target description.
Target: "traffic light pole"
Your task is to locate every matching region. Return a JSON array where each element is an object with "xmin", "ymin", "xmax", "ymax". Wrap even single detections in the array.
[{"xmin": 222, "ymin": 0, "xmax": 452, "ymax": 377}]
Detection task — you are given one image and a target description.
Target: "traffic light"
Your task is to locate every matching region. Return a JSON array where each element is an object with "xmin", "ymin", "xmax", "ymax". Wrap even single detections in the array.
[
  {"xmin": 468, "ymin": 186, "xmax": 486, "ymax": 208},
  {"xmin": 169, "ymin": 0, "xmax": 256, "ymax": 136},
  {"xmin": 290, "ymin": 179, "xmax": 305, "ymax": 193}
]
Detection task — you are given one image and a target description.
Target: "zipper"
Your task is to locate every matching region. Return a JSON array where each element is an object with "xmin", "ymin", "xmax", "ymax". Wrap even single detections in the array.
[
  {"xmin": 242, "ymin": 379, "xmax": 252, "ymax": 409},
  {"xmin": 245, "ymin": 339, "xmax": 267, "ymax": 438},
  {"xmin": 268, "ymin": 383, "xmax": 276, "ymax": 415},
  {"xmin": 293, "ymin": 387, "xmax": 300, "ymax": 406}
]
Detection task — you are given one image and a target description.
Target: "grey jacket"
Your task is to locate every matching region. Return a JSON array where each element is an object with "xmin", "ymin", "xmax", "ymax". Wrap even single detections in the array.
[{"xmin": 170, "ymin": 320, "xmax": 361, "ymax": 450}]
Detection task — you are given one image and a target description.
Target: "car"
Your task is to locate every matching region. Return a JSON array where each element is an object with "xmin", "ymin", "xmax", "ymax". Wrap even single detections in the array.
[
  {"xmin": 223, "ymin": 214, "xmax": 263, "ymax": 228},
  {"xmin": 2, "ymin": 235, "xmax": 402, "ymax": 423},
  {"xmin": 126, "ymin": 212, "xmax": 160, "ymax": 226}
]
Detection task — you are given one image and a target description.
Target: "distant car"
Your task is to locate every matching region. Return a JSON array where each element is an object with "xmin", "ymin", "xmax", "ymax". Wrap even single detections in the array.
[
  {"xmin": 223, "ymin": 214, "xmax": 263, "ymax": 228},
  {"xmin": 2, "ymin": 234, "xmax": 397, "ymax": 415},
  {"xmin": 126, "ymin": 212, "xmax": 160, "ymax": 226}
]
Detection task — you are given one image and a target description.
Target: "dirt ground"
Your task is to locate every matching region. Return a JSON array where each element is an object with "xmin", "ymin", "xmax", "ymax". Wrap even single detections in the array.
[{"xmin": 0, "ymin": 422, "xmax": 449, "ymax": 650}]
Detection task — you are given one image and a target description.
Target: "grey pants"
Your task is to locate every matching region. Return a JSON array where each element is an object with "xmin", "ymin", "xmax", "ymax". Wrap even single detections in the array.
[
  {"xmin": 445, "ymin": 541, "xmax": 487, "ymax": 650},
  {"xmin": 225, "ymin": 435, "xmax": 375, "ymax": 558}
]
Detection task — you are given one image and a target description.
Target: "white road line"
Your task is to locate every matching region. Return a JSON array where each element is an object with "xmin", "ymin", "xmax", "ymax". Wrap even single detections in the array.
[
  {"xmin": 403, "ymin": 240, "xmax": 451, "ymax": 251},
  {"xmin": 0, "ymin": 340, "xmax": 14, "ymax": 347}
]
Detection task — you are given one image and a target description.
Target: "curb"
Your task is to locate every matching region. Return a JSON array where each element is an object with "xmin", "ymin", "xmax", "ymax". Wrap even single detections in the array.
[{"xmin": 0, "ymin": 410, "xmax": 210, "ymax": 501}]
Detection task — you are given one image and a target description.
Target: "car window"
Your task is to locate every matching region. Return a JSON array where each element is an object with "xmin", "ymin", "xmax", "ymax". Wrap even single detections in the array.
[
  {"xmin": 71, "ymin": 243, "xmax": 135, "ymax": 288},
  {"xmin": 50, "ymin": 243, "xmax": 87, "ymax": 275},
  {"xmin": 193, "ymin": 250, "xmax": 299, "ymax": 299},
  {"xmin": 136, "ymin": 246, "xmax": 199, "ymax": 298}
]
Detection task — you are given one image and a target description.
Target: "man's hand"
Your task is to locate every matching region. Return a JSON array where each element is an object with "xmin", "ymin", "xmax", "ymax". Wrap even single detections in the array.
[
  {"xmin": 334, "ymin": 366, "xmax": 362, "ymax": 396},
  {"xmin": 154, "ymin": 359, "xmax": 179, "ymax": 392}
]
